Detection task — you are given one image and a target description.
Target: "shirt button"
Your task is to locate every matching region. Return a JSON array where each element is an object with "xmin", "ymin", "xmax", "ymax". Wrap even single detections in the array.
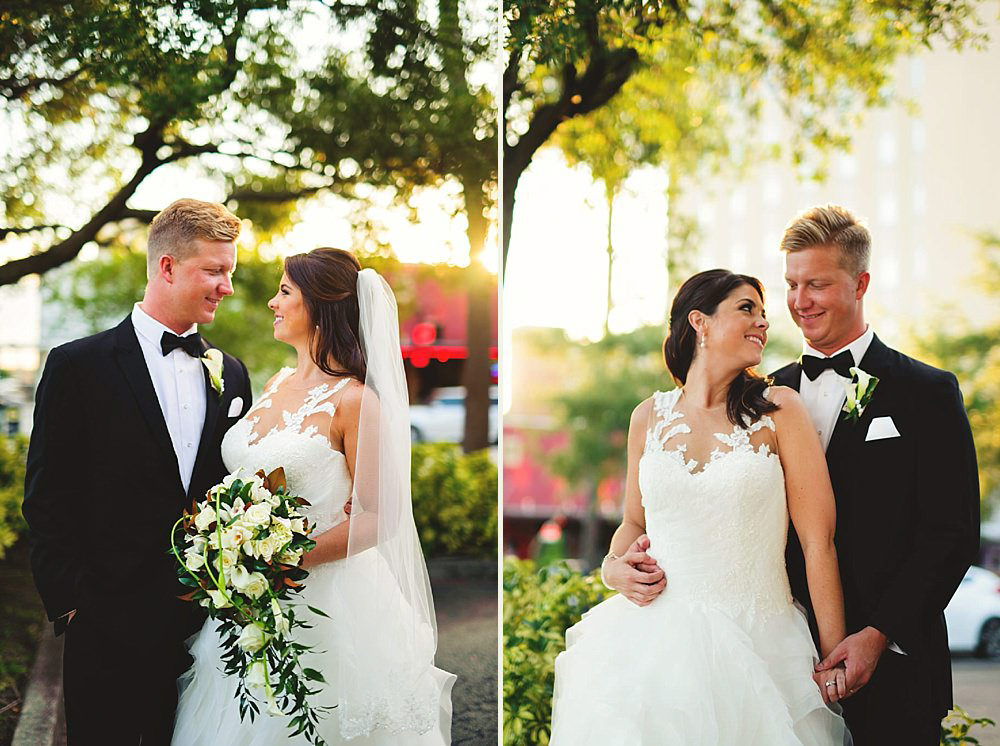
[
  {"xmin": 183, "ymin": 403, "xmax": 190, "ymax": 410},
  {"xmin": 186, "ymin": 442, "xmax": 193, "ymax": 448}
]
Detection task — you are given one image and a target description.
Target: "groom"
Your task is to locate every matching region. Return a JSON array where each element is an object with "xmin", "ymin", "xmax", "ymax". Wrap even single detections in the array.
[
  {"xmin": 770, "ymin": 204, "xmax": 979, "ymax": 745},
  {"xmin": 22, "ymin": 199, "xmax": 253, "ymax": 745}
]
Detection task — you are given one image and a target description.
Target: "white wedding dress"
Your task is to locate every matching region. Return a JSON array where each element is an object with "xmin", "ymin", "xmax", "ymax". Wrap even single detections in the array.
[
  {"xmin": 550, "ymin": 388, "xmax": 850, "ymax": 745},
  {"xmin": 172, "ymin": 368, "xmax": 454, "ymax": 745}
]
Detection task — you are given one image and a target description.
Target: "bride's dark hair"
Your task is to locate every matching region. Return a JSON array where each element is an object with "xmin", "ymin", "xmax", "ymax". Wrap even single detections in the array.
[
  {"xmin": 284, "ymin": 247, "xmax": 367, "ymax": 381},
  {"xmin": 663, "ymin": 269, "xmax": 778, "ymax": 428}
]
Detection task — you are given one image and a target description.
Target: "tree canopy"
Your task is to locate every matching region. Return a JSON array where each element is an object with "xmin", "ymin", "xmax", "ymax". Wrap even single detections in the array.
[{"xmin": 503, "ymin": 0, "xmax": 986, "ymax": 269}]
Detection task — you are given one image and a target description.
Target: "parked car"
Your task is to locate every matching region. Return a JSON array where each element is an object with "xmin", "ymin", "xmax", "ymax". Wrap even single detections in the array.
[
  {"xmin": 409, "ymin": 386, "xmax": 498, "ymax": 444},
  {"xmin": 945, "ymin": 565, "xmax": 1000, "ymax": 658}
]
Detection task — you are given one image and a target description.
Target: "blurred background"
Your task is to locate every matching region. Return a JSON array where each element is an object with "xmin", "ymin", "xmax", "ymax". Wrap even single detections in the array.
[
  {"xmin": 0, "ymin": 2, "xmax": 497, "ymax": 743},
  {"xmin": 503, "ymin": 1, "xmax": 1000, "ymax": 743}
]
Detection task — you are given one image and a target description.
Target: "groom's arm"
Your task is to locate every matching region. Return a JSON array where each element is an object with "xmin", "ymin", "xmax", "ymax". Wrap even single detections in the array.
[
  {"xmin": 22, "ymin": 347, "xmax": 89, "ymax": 629},
  {"xmin": 868, "ymin": 372, "xmax": 980, "ymax": 653}
]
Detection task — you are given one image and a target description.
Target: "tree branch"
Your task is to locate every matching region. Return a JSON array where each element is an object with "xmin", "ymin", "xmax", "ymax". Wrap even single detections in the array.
[{"xmin": 0, "ymin": 225, "xmax": 68, "ymax": 240}]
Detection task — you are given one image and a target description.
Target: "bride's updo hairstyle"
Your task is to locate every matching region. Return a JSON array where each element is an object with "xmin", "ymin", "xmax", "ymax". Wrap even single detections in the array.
[
  {"xmin": 664, "ymin": 268, "xmax": 778, "ymax": 428},
  {"xmin": 284, "ymin": 247, "xmax": 367, "ymax": 381}
]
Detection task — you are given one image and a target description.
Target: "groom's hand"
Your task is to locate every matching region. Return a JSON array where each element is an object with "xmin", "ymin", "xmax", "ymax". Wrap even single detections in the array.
[
  {"xmin": 602, "ymin": 535, "xmax": 666, "ymax": 607},
  {"xmin": 815, "ymin": 626, "xmax": 888, "ymax": 695}
]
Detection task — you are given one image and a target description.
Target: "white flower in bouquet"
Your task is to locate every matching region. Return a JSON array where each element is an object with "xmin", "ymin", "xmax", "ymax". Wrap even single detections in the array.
[
  {"xmin": 194, "ymin": 505, "xmax": 218, "ymax": 532},
  {"xmin": 270, "ymin": 597, "xmax": 290, "ymax": 636},
  {"xmin": 244, "ymin": 502, "xmax": 272, "ymax": 528},
  {"xmin": 237, "ymin": 623, "xmax": 269, "ymax": 653},
  {"xmin": 184, "ymin": 547, "xmax": 206, "ymax": 572},
  {"xmin": 206, "ymin": 589, "xmax": 233, "ymax": 609},
  {"xmin": 213, "ymin": 548, "xmax": 239, "ymax": 574},
  {"xmin": 277, "ymin": 548, "xmax": 302, "ymax": 565},
  {"xmin": 231, "ymin": 568, "xmax": 269, "ymax": 600},
  {"xmin": 290, "ymin": 517, "xmax": 307, "ymax": 535},
  {"xmin": 246, "ymin": 659, "xmax": 268, "ymax": 689}
]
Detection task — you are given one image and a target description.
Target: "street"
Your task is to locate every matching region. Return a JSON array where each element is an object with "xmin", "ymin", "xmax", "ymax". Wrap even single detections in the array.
[
  {"xmin": 952, "ymin": 656, "xmax": 1000, "ymax": 745},
  {"xmin": 432, "ymin": 575, "xmax": 499, "ymax": 745}
]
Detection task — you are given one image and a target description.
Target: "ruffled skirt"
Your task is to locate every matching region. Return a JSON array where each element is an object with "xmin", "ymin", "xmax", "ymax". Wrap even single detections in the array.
[{"xmin": 550, "ymin": 593, "xmax": 850, "ymax": 745}]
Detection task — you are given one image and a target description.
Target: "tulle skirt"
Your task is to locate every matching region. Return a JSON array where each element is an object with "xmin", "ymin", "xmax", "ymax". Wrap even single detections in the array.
[
  {"xmin": 550, "ymin": 593, "xmax": 851, "ymax": 746},
  {"xmin": 171, "ymin": 550, "xmax": 454, "ymax": 746}
]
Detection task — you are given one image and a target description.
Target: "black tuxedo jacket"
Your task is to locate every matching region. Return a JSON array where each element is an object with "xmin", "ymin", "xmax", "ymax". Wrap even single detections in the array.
[
  {"xmin": 772, "ymin": 334, "xmax": 979, "ymax": 716},
  {"xmin": 22, "ymin": 315, "xmax": 252, "ymax": 641}
]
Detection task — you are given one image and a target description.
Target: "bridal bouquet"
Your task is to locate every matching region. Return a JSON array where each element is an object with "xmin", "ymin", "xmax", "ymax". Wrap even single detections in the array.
[{"xmin": 170, "ymin": 467, "xmax": 331, "ymax": 745}]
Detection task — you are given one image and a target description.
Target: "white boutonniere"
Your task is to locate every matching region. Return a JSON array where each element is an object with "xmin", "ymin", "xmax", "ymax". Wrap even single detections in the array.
[
  {"xmin": 842, "ymin": 366, "xmax": 878, "ymax": 423},
  {"xmin": 201, "ymin": 348, "xmax": 225, "ymax": 398}
]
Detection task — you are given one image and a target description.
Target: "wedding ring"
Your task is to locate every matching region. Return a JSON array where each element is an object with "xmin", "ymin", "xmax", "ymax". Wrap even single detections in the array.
[{"xmin": 825, "ymin": 681, "xmax": 835, "ymax": 687}]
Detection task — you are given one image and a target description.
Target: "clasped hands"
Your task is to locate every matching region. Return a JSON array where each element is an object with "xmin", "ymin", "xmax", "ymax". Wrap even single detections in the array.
[{"xmin": 602, "ymin": 535, "xmax": 886, "ymax": 703}]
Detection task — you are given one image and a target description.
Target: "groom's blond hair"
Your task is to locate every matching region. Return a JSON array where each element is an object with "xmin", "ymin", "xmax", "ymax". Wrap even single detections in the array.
[
  {"xmin": 780, "ymin": 205, "xmax": 871, "ymax": 276},
  {"xmin": 146, "ymin": 199, "xmax": 241, "ymax": 278}
]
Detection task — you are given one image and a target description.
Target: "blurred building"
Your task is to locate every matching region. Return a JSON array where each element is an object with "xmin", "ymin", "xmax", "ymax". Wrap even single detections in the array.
[{"xmin": 677, "ymin": 15, "xmax": 1000, "ymax": 341}]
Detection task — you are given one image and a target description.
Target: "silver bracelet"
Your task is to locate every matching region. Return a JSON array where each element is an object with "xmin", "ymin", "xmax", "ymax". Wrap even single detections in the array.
[{"xmin": 599, "ymin": 551, "xmax": 620, "ymax": 590}]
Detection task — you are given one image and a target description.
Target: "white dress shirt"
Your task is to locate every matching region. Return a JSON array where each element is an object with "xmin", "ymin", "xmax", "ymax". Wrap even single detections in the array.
[
  {"xmin": 130, "ymin": 303, "xmax": 207, "ymax": 492},
  {"xmin": 798, "ymin": 326, "xmax": 874, "ymax": 452}
]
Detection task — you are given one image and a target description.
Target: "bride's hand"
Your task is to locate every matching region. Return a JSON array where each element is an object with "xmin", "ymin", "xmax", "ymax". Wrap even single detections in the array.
[
  {"xmin": 812, "ymin": 665, "xmax": 847, "ymax": 704},
  {"xmin": 602, "ymin": 536, "xmax": 667, "ymax": 606}
]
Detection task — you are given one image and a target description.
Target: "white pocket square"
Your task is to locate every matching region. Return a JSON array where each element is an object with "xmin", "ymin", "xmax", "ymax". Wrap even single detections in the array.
[
  {"xmin": 227, "ymin": 396, "xmax": 244, "ymax": 418},
  {"xmin": 865, "ymin": 416, "xmax": 900, "ymax": 441}
]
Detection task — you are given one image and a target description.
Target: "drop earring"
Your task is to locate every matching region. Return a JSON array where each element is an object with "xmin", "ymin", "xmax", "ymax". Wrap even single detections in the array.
[{"xmin": 699, "ymin": 333, "xmax": 706, "ymax": 350}]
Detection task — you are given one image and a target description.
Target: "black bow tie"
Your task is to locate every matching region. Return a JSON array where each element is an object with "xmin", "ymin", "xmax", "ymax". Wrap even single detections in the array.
[
  {"xmin": 160, "ymin": 331, "xmax": 203, "ymax": 357},
  {"xmin": 801, "ymin": 350, "xmax": 855, "ymax": 381}
]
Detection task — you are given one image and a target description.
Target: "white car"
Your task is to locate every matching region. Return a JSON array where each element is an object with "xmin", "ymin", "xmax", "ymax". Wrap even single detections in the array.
[
  {"xmin": 409, "ymin": 386, "xmax": 498, "ymax": 444},
  {"xmin": 945, "ymin": 565, "xmax": 1000, "ymax": 658}
]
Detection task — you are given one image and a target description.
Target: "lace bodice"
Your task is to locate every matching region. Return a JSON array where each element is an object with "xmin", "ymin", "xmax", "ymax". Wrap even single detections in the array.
[
  {"xmin": 221, "ymin": 367, "xmax": 354, "ymax": 536},
  {"xmin": 639, "ymin": 388, "xmax": 792, "ymax": 622}
]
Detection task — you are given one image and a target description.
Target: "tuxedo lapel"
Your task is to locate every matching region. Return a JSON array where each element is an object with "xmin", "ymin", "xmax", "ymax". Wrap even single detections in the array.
[
  {"xmin": 112, "ymin": 317, "xmax": 182, "ymax": 486},
  {"xmin": 825, "ymin": 334, "xmax": 894, "ymax": 465},
  {"xmin": 769, "ymin": 361, "xmax": 802, "ymax": 392},
  {"xmin": 190, "ymin": 339, "xmax": 223, "ymax": 499}
]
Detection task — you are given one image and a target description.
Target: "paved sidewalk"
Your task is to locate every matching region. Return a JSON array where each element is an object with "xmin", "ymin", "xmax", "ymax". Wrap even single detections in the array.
[{"xmin": 432, "ymin": 574, "xmax": 499, "ymax": 746}]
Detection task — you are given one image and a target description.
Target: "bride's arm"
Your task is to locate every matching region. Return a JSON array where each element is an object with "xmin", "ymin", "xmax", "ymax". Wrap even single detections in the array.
[
  {"xmin": 772, "ymin": 386, "xmax": 846, "ymax": 658},
  {"xmin": 299, "ymin": 381, "xmax": 372, "ymax": 568},
  {"xmin": 602, "ymin": 398, "xmax": 666, "ymax": 606}
]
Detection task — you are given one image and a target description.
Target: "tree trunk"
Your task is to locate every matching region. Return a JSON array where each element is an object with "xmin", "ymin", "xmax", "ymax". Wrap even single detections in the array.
[
  {"xmin": 461, "ymin": 178, "xmax": 493, "ymax": 453},
  {"xmin": 604, "ymin": 190, "xmax": 614, "ymax": 337}
]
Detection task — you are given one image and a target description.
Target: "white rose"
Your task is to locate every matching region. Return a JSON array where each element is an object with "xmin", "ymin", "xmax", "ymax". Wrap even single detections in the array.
[
  {"xmin": 244, "ymin": 503, "xmax": 272, "ymax": 528},
  {"xmin": 184, "ymin": 548, "xmax": 206, "ymax": 571},
  {"xmin": 246, "ymin": 659, "xmax": 267, "ymax": 689},
  {"xmin": 194, "ymin": 506, "xmax": 218, "ymax": 532},
  {"xmin": 290, "ymin": 517, "xmax": 306, "ymax": 535},
  {"xmin": 277, "ymin": 548, "xmax": 302, "ymax": 565},
  {"xmin": 213, "ymin": 549, "xmax": 239, "ymax": 575},
  {"xmin": 236, "ymin": 623, "xmax": 268, "ymax": 653},
  {"xmin": 254, "ymin": 537, "xmax": 277, "ymax": 563},
  {"xmin": 242, "ymin": 571, "xmax": 269, "ymax": 600},
  {"xmin": 206, "ymin": 589, "xmax": 232, "ymax": 609}
]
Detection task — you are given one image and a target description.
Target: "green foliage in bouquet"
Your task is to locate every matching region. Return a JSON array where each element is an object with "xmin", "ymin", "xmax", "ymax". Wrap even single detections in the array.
[
  {"xmin": 171, "ymin": 467, "xmax": 331, "ymax": 745},
  {"xmin": 0, "ymin": 436, "xmax": 28, "ymax": 560},
  {"xmin": 941, "ymin": 706, "xmax": 997, "ymax": 745},
  {"xmin": 503, "ymin": 558, "xmax": 615, "ymax": 746},
  {"xmin": 411, "ymin": 444, "xmax": 498, "ymax": 559}
]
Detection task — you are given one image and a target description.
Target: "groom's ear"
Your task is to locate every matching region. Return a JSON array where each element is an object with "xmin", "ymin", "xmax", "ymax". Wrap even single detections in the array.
[
  {"xmin": 158, "ymin": 254, "xmax": 176, "ymax": 284},
  {"xmin": 855, "ymin": 271, "xmax": 871, "ymax": 298}
]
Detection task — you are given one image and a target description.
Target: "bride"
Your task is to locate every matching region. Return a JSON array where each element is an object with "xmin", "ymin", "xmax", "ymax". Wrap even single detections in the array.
[
  {"xmin": 173, "ymin": 248, "xmax": 455, "ymax": 745},
  {"xmin": 550, "ymin": 269, "xmax": 851, "ymax": 745}
]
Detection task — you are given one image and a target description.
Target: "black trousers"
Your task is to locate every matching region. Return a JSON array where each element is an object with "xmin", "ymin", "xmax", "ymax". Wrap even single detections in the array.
[
  {"xmin": 62, "ymin": 610, "xmax": 191, "ymax": 746},
  {"xmin": 841, "ymin": 648, "xmax": 944, "ymax": 746}
]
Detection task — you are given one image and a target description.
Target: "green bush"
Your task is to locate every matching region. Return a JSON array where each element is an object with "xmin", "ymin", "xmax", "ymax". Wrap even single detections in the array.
[
  {"xmin": 0, "ymin": 436, "xmax": 28, "ymax": 560},
  {"xmin": 502, "ymin": 558, "xmax": 615, "ymax": 745},
  {"xmin": 941, "ymin": 707, "xmax": 996, "ymax": 745},
  {"xmin": 410, "ymin": 444, "xmax": 497, "ymax": 559}
]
